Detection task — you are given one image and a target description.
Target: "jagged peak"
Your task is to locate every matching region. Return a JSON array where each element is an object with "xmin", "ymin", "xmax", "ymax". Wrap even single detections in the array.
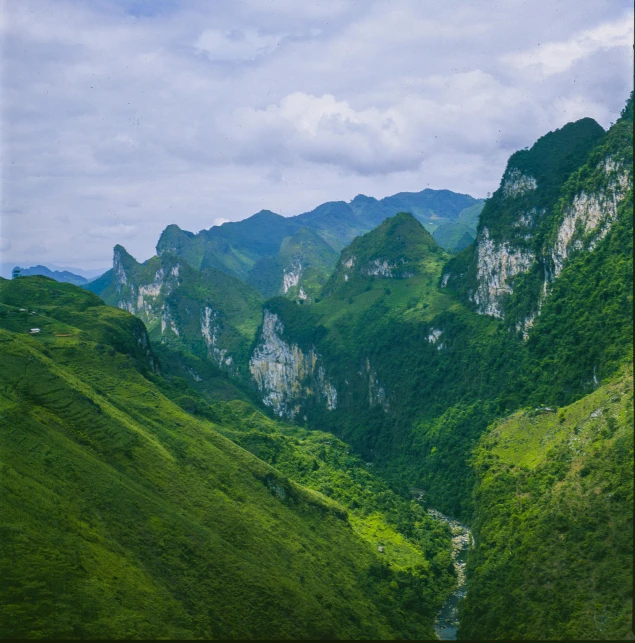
[{"xmin": 113, "ymin": 244, "xmax": 137, "ymax": 264}]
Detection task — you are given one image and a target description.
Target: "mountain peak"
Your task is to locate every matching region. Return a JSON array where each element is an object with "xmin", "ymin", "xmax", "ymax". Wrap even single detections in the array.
[{"xmin": 322, "ymin": 212, "xmax": 444, "ymax": 297}]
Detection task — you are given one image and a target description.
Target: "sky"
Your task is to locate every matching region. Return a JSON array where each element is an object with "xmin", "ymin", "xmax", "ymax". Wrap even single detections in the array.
[{"xmin": 1, "ymin": 0, "xmax": 633, "ymax": 273}]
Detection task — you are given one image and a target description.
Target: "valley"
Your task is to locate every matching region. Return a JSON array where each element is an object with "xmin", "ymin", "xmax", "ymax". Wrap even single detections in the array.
[{"xmin": 1, "ymin": 93, "xmax": 632, "ymax": 639}]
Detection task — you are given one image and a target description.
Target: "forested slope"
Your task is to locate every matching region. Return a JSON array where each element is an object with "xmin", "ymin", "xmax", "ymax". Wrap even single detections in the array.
[{"xmin": 0, "ymin": 276, "xmax": 454, "ymax": 640}]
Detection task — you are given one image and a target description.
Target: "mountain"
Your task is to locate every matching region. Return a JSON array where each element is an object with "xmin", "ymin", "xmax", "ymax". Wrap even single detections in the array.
[
  {"xmin": 0, "ymin": 275, "xmax": 457, "ymax": 640},
  {"xmin": 246, "ymin": 227, "xmax": 339, "ymax": 301},
  {"xmin": 242, "ymin": 95, "xmax": 633, "ymax": 638},
  {"xmin": 246, "ymin": 100, "xmax": 632, "ymax": 519},
  {"xmin": 430, "ymin": 223, "xmax": 474, "ymax": 254},
  {"xmin": 441, "ymin": 116, "xmax": 611, "ymax": 322},
  {"xmin": 89, "ymin": 246, "xmax": 264, "ymax": 375},
  {"xmin": 14, "ymin": 264, "xmax": 88, "ymax": 286},
  {"xmin": 247, "ymin": 212, "xmax": 465, "ymax": 422},
  {"xmin": 44, "ymin": 94, "xmax": 632, "ymax": 639},
  {"xmin": 86, "ymin": 189, "xmax": 483, "ymax": 376},
  {"xmin": 321, "ymin": 211, "xmax": 446, "ymax": 298},
  {"xmin": 152, "ymin": 188, "xmax": 483, "ymax": 286}
]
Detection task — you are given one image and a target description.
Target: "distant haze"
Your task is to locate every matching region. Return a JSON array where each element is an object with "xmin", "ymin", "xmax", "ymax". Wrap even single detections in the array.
[{"xmin": 1, "ymin": 0, "xmax": 633, "ymax": 270}]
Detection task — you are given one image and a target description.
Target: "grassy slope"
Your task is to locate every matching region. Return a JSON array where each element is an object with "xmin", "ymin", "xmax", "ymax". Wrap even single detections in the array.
[
  {"xmin": 0, "ymin": 277, "xmax": 453, "ymax": 640},
  {"xmin": 459, "ymin": 369, "xmax": 633, "ymax": 640}
]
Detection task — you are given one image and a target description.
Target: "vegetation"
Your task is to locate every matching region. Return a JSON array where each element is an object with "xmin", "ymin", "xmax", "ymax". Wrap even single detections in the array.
[
  {"xmin": 0, "ymin": 276, "xmax": 455, "ymax": 639},
  {"xmin": 260, "ymin": 104, "xmax": 632, "ymax": 530},
  {"xmin": 459, "ymin": 369, "xmax": 633, "ymax": 640},
  {"xmin": 5, "ymin": 95, "xmax": 632, "ymax": 640},
  {"xmin": 246, "ymin": 227, "xmax": 338, "ymax": 300}
]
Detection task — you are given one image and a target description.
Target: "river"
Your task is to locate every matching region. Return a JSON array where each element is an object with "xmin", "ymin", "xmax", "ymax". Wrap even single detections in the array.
[{"xmin": 427, "ymin": 508, "xmax": 472, "ymax": 640}]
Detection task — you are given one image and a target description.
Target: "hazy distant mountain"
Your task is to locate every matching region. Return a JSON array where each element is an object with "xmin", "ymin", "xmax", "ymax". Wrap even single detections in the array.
[{"xmin": 14, "ymin": 265, "xmax": 88, "ymax": 286}]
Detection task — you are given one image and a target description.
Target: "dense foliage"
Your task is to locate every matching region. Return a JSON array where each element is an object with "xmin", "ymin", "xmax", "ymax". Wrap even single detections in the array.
[
  {"xmin": 0, "ymin": 276, "xmax": 455, "ymax": 640},
  {"xmin": 460, "ymin": 370, "xmax": 633, "ymax": 640},
  {"xmin": 246, "ymin": 227, "xmax": 338, "ymax": 300}
]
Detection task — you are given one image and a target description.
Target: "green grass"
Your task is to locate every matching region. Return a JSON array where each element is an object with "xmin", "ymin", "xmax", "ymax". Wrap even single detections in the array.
[
  {"xmin": 460, "ymin": 368, "xmax": 633, "ymax": 640},
  {"xmin": 0, "ymin": 276, "xmax": 455, "ymax": 639}
]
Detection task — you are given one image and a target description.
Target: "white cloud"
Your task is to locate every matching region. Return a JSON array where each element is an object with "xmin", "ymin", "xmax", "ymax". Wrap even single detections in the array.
[
  {"xmin": 212, "ymin": 217, "xmax": 230, "ymax": 226},
  {"xmin": 504, "ymin": 14, "xmax": 634, "ymax": 77}
]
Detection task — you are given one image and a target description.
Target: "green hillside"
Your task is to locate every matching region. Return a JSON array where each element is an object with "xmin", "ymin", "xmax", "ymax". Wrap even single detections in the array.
[
  {"xmin": 247, "ymin": 227, "xmax": 338, "ymax": 300},
  {"xmin": 321, "ymin": 212, "xmax": 448, "ymax": 299},
  {"xmin": 460, "ymin": 369, "xmax": 633, "ymax": 640},
  {"xmin": 0, "ymin": 276, "xmax": 456, "ymax": 640}
]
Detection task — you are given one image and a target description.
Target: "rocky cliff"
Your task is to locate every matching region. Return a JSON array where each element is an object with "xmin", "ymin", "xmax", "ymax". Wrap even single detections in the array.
[
  {"xmin": 99, "ymin": 246, "xmax": 263, "ymax": 374},
  {"xmin": 442, "ymin": 113, "xmax": 632, "ymax": 336},
  {"xmin": 250, "ymin": 310, "xmax": 337, "ymax": 419}
]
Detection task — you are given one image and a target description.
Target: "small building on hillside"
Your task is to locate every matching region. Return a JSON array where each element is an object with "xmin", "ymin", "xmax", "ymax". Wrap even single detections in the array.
[
  {"xmin": 29, "ymin": 328, "xmax": 41, "ymax": 334},
  {"xmin": 12, "ymin": 267, "xmax": 21, "ymax": 279}
]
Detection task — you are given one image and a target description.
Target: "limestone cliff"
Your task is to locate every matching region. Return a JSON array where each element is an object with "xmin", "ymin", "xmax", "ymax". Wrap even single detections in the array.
[
  {"xmin": 100, "ymin": 246, "xmax": 264, "ymax": 374},
  {"xmin": 250, "ymin": 310, "xmax": 337, "ymax": 419},
  {"xmin": 442, "ymin": 115, "xmax": 632, "ymax": 335}
]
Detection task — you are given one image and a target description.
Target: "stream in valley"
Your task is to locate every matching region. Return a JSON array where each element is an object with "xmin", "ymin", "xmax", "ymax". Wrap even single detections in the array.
[{"xmin": 426, "ymin": 508, "xmax": 472, "ymax": 640}]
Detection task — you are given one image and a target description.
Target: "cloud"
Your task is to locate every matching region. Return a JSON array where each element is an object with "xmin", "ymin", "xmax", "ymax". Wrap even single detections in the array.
[
  {"xmin": 194, "ymin": 28, "xmax": 285, "ymax": 61},
  {"xmin": 87, "ymin": 224, "xmax": 137, "ymax": 238},
  {"xmin": 0, "ymin": 237, "xmax": 11, "ymax": 252},
  {"xmin": 212, "ymin": 217, "xmax": 230, "ymax": 226},
  {"xmin": 504, "ymin": 14, "xmax": 634, "ymax": 78},
  {"xmin": 1, "ymin": 0, "xmax": 632, "ymax": 268}
]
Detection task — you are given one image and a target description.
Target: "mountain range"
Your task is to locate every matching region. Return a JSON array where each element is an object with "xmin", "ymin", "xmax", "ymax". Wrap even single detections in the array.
[
  {"xmin": 1, "ymin": 93, "xmax": 632, "ymax": 639},
  {"xmin": 87, "ymin": 188, "xmax": 483, "ymax": 305}
]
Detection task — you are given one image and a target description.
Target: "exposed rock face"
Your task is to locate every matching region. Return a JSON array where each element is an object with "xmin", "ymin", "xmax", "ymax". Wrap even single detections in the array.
[
  {"xmin": 250, "ymin": 310, "xmax": 337, "ymax": 419},
  {"xmin": 342, "ymin": 255, "xmax": 356, "ymax": 282},
  {"xmin": 362, "ymin": 358, "xmax": 389, "ymax": 410},
  {"xmin": 502, "ymin": 169, "xmax": 537, "ymax": 198},
  {"xmin": 472, "ymin": 228, "xmax": 535, "ymax": 318},
  {"xmin": 282, "ymin": 260, "xmax": 302, "ymax": 294},
  {"xmin": 200, "ymin": 306, "xmax": 233, "ymax": 367},
  {"xmin": 132, "ymin": 322, "xmax": 159, "ymax": 373},
  {"xmin": 470, "ymin": 157, "xmax": 630, "ymax": 320},
  {"xmin": 552, "ymin": 158, "xmax": 631, "ymax": 276},
  {"xmin": 361, "ymin": 258, "xmax": 413, "ymax": 279}
]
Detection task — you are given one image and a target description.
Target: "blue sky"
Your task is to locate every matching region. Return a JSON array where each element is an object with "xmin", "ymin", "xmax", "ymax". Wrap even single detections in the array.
[{"xmin": 1, "ymin": 0, "xmax": 633, "ymax": 272}]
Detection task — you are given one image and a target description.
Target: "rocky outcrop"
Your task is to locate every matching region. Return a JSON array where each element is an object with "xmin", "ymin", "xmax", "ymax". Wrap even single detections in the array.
[
  {"xmin": 472, "ymin": 228, "xmax": 535, "ymax": 318},
  {"xmin": 282, "ymin": 260, "xmax": 303, "ymax": 294},
  {"xmin": 501, "ymin": 169, "xmax": 537, "ymax": 198},
  {"xmin": 361, "ymin": 258, "xmax": 413, "ymax": 279},
  {"xmin": 249, "ymin": 310, "xmax": 337, "ymax": 419},
  {"xmin": 552, "ymin": 157, "xmax": 631, "ymax": 277},
  {"xmin": 363, "ymin": 358, "xmax": 389, "ymax": 410},
  {"xmin": 200, "ymin": 305, "xmax": 233, "ymax": 367}
]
